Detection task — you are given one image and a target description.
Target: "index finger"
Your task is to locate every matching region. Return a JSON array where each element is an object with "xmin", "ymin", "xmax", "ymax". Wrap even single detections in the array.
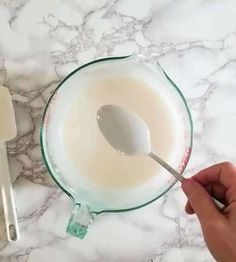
[
  {"xmin": 193, "ymin": 162, "xmax": 236, "ymax": 188},
  {"xmin": 192, "ymin": 162, "xmax": 236, "ymax": 204}
]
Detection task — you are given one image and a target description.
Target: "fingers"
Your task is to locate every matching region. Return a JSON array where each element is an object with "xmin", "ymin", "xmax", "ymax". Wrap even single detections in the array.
[
  {"xmin": 193, "ymin": 162, "xmax": 236, "ymax": 188},
  {"xmin": 184, "ymin": 184, "xmax": 227, "ymax": 215},
  {"xmin": 185, "ymin": 200, "xmax": 195, "ymax": 214},
  {"xmin": 182, "ymin": 178, "xmax": 224, "ymax": 225},
  {"xmin": 208, "ymin": 183, "xmax": 226, "ymax": 200},
  {"xmin": 193, "ymin": 162, "xmax": 236, "ymax": 204}
]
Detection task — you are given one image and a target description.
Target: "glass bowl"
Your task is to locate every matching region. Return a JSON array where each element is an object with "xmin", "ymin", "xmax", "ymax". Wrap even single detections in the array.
[{"xmin": 40, "ymin": 55, "xmax": 193, "ymax": 239}]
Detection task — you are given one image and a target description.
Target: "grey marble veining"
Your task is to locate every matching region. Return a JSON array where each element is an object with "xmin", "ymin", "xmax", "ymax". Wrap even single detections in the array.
[{"xmin": 0, "ymin": 0, "xmax": 236, "ymax": 261}]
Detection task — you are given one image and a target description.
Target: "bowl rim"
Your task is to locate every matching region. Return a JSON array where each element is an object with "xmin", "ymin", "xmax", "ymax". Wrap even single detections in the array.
[{"xmin": 40, "ymin": 55, "xmax": 193, "ymax": 214}]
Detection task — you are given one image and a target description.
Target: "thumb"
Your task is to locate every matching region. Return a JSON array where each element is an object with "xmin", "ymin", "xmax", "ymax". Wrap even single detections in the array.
[{"xmin": 182, "ymin": 178, "xmax": 222, "ymax": 225}]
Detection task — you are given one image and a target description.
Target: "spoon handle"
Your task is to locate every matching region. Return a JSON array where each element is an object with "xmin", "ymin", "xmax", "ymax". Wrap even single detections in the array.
[
  {"xmin": 148, "ymin": 152, "xmax": 185, "ymax": 182},
  {"xmin": 148, "ymin": 151, "xmax": 225, "ymax": 210}
]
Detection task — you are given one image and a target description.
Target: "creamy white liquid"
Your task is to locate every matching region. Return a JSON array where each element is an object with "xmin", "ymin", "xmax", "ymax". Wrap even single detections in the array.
[{"xmin": 46, "ymin": 60, "xmax": 184, "ymax": 196}]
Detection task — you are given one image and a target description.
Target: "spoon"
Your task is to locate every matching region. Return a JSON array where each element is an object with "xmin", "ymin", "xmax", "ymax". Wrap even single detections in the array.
[{"xmin": 97, "ymin": 104, "xmax": 225, "ymax": 210}]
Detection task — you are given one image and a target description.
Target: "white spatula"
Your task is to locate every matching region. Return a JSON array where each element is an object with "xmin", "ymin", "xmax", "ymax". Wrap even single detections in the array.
[{"xmin": 0, "ymin": 85, "xmax": 19, "ymax": 242}]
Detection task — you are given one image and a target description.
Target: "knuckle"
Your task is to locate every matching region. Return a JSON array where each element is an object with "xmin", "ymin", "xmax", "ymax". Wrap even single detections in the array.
[{"xmin": 221, "ymin": 161, "xmax": 235, "ymax": 170}]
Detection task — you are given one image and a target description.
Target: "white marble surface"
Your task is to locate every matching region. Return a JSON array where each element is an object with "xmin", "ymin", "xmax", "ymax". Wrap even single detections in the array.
[{"xmin": 0, "ymin": 0, "xmax": 236, "ymax": 261}]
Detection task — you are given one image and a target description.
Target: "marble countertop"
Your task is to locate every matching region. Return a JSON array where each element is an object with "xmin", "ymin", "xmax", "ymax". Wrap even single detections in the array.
[{"xmin": 0, "ymin": 0, "xmax": 236, "ymax": 261}]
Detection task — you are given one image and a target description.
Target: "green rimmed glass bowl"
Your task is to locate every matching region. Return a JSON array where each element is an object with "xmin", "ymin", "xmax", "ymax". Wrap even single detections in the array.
[{"xmin": 40, "ymin": 55, "xmax": 193, "ymax": 239}]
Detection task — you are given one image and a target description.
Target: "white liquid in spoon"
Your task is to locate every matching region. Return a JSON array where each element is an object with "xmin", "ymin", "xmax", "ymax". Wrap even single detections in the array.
[{"xmin": 97, "ymin": 105, "xmax": 152, "ymax": 155}]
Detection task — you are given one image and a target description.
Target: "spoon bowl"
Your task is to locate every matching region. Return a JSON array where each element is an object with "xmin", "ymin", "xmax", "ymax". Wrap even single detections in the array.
[{"xmin": 97, "ymin": 105, "xmax": 151, "ymax": 155}]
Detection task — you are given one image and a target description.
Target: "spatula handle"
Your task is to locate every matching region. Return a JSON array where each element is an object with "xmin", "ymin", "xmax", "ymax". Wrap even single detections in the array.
[{"xmin": 0, "ymin": 142, "xmax": 19, "ymax": 241}]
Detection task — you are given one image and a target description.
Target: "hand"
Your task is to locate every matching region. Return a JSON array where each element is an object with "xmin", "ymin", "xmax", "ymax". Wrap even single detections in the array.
[{"xmin": 181, "ymin": 162, "xmax": 236, "ymax": 262}]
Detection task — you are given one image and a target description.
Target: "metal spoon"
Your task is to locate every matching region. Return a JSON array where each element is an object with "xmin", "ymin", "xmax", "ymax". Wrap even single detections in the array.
[{"xmin": 97, "ymin": 104, "xmax": 225, "ymax": 210}]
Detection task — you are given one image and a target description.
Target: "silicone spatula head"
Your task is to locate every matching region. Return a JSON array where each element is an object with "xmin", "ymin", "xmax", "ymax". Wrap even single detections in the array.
[{"xmin": 0, "ymin": 86, "xmax": 17, "ymax": 142}]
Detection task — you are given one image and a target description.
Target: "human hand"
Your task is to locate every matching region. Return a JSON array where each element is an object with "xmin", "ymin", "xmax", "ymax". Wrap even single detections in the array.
[{"xmin": 181, "ymin": 162, "xmax": 236, "ymax": 262}]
